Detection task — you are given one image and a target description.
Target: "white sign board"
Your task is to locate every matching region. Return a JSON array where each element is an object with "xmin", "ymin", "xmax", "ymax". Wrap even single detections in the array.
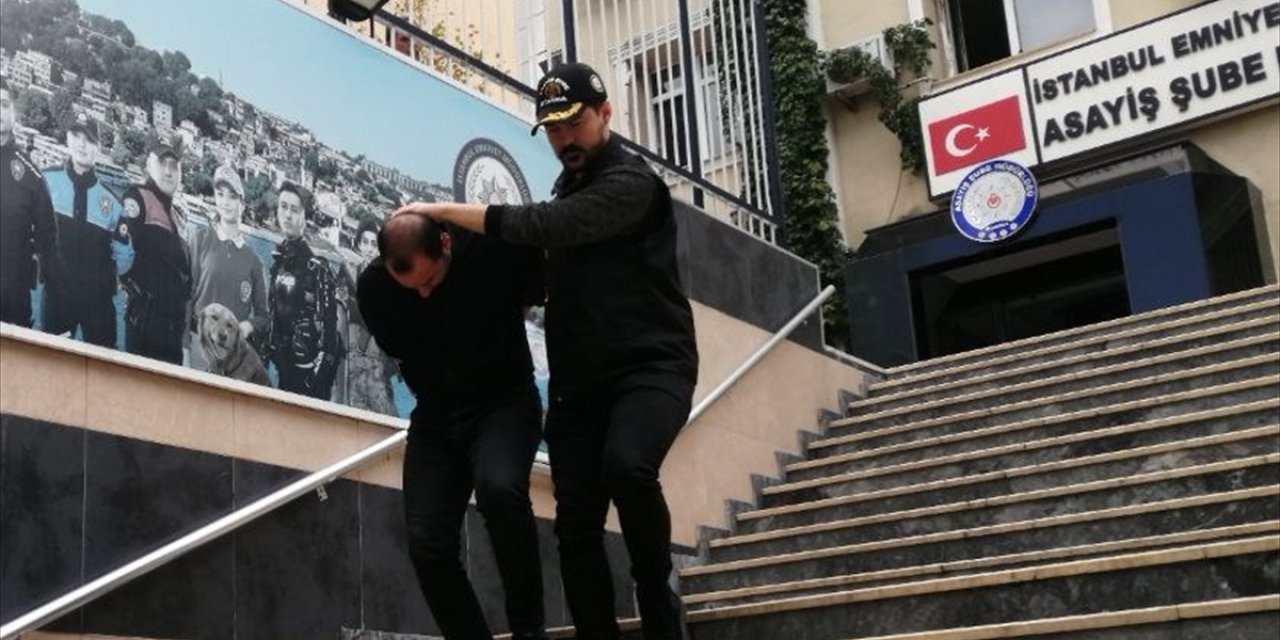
[{"xmin": 920, "ymin": 0, "xmax": 1280, "ymax": 197}]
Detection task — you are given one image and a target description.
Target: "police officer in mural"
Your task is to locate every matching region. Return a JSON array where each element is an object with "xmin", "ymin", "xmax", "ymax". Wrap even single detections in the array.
[
  {"xmin": 264, "ymin": 181, "xmax": 342, "ymax": 399},
  {"xmin": 187, "ymin": 164, "xmax": 269, "ymax": 372},
  {"xmin": 343, "ymin": 217, "xmax": 397, "ymax": 415},
  {"xmin": 397, "ymin": 62, "xmax": 699, "ymax": 640},
  {"xmin": 120, "ymin": 141, "xmax": 190, "ymax": 364},
  {"xmin": 356, "ymin": 214, "xmax": 548, "ymax": 640},
  {"xmin": 43, "ymin": 112, "xmax": 133, "ymax": 347},
  {"xmin": 0, "ymin": 78, "xmax": 59, "ymax": 328}
]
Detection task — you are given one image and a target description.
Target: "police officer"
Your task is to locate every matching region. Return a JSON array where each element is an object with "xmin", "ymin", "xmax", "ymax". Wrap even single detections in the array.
[
  {"xmin": 43, "ymin": 112, "xmax": 133, "ymax": 347},
  {"xmin": 397, "ymin": 62, "xmax": 699, "ymax": 640},
  {"xmin": 121, "ymin": 141, "xmax": 190, "ymax": 364},
  {"xmin": 343, "ymin": 217, "xmax": 397, "ymax": 415},
  {"xmin": 357, "ymin": 214, "xmax": 548, "ymax": 640},
  {"xmin": 264, "ymin": 181, "xmax": 343, "ymax": 399},
  {"xmin": 0, "ymin": 79, "xmax": 59, "ymax": 328}
]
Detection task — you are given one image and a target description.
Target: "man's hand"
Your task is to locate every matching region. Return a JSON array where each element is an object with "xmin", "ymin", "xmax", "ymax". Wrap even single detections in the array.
[
  {"xmin": 393, "ymin": 202, "xmax": 489, "ymax": 234},
  {"xmin": 394, "ymin": 202, "xmax": 448, "ymax": 221}
]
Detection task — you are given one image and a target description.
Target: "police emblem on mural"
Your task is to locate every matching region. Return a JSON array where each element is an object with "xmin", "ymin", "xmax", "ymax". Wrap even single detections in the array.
[
  {"xmin": 10, "ymin": 159, "xmax": 25, "ymax": 182},
  {"xmin": 99, "ymin": 195, "xmax": 114, "ymax": 216},
  {"xmin": 453, "ymin": 138, "xmax": 532, "ymax": 205},
  {"xmin": 240, "ymin": 281, "xmax": 253, "ymax": 304},
  {"xmin": 950, "ymin": 160, "xmax": 1038, "ymax": 243}
]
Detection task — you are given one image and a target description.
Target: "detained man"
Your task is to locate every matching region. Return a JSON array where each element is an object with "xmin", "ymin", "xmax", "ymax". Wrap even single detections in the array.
[{"xmin": 356, "ymin": 213, "xmax": 548, "ymax": 640}]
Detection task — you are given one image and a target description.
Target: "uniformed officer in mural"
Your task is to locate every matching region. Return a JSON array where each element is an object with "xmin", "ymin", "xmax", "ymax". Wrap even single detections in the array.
[
  {"xmin": 120, "ymin": 142, "xmax": 190, "ymax": 364},
  {"xmin": 187, "ymin": 164, "xmax": 269, "ymax": 379},
  {"xmin": 0, "ymin": 78, "xmax": 59, "ymax": 328},
  {"xmin": 399, "ymin": 62, "xmax": 699, "ymax": 640},
  {"xmin": 343, "ymin": 217, "xmax": 398, "ymax": 414},
  {"xmin": 43, "ymin": 112, "xmax": 133, "ymax": 348},
  {"xmin": 264, "ymin": 181, "xmax": 343, "ymax": 399}
]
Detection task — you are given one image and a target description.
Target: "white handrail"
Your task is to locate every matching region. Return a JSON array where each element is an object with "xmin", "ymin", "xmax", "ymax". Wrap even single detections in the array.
[
  {"xmin": 0, "ymin": 430, "xmax": 408, "ymax": 639},
  {"xmin": 687, "ymin": 285, "xmax": 836, "ymax": 424}
]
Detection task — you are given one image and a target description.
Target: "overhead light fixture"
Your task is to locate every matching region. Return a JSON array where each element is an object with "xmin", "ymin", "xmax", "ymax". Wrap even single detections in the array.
[{"xmin": 327, "ymin": 0, "xmax": 392, "ymax": 22}]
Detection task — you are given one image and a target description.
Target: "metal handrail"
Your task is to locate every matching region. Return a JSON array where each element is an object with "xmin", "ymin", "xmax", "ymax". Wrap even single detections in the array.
[
  {"xmin": 1, "ymin": 286, "xmax": 838, "ymax": 637},
  {"xmin": 0, "ymin": 430, "xmax": 408, "ymax": 639},
  {"xmin": 687, "ymin": 285, "xmax": 835, "ymax": 424}
]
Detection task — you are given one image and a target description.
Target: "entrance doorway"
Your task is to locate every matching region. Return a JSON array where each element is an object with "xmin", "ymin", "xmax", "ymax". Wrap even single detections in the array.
[{"xmin": 912, "ymin": 223, "xmax": 1131, "ymax": 359}]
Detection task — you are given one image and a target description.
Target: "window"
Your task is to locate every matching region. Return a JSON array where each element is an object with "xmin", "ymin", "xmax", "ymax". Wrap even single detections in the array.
[
  {"xmin": 649, "ymin": 63, "xmax": 689, "ymax": 168},
  {"xmin": 947, "ymin": 0, "xmax": 1102, "ymax": 72}
]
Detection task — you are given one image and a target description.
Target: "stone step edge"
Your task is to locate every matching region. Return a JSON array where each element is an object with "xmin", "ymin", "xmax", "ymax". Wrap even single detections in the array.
[
  {"xmin": 842, "ymin": 594, "xmax": 1280, "ymax": 640},
  {"xmin": 684, "ymin": 520, "xmax": 1280, "ymax": 605},
  {"xmin": 884, "ymin": 284, "xmax": 1279, "ymax": 377},
  {"xmin": 833, "ymin": 350, "xmax": 1279, "ymax": 430},
  {"xmin": 683, "ymin": 483, "xmax": 1277, "ymax": 578},
  {"xmin": 740, "ymin": 449, "xmax": 1280, "ymax": 526},
  {"xmin": 683, "ymin": 535, "xmax": 1280, "ymax": 624},
  {"xmin": 783, "ymin": 396, "xmax": 1274, "ymax": 481},
  {"xmin": 862, "ymin": 319, "xmax": 1279, "ymax": 406},
  {"xmin": 764, "ymin": 423, "xmax": 1279, "ymax": 497},
  {"xmin": 724, "ymin": 453, "xmax": 1279, "ymax": 548},
  {"xmin": 812, "ymin": 375, "xmax": 1280, "ymax": 452}
]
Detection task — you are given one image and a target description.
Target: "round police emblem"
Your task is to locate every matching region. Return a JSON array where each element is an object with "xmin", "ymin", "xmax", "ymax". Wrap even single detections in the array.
[
  {"xmin": 10, "ymin": 159, "xmax": 25, "ymax": 182},
  {"xmin": 99, "ymin": 195, "xmax": 114, "ymax": 216},
  {"xmin": 123, "ymin": 197, "xmax": 141, "ymax": 219},
  {"xmin": 950, "ymin": 160, "xmax": 1038, "ymax": 243},
  {"xmin": 240, "ymin": 281, "xmax": 252, "ymax": 304},
  {"xmin": 453, "ymin": 138, "xmax": 532, "ymax": 206},
  {"xmin": 589, "ymin": 73, "xmax": 605, "ymax": 94}
]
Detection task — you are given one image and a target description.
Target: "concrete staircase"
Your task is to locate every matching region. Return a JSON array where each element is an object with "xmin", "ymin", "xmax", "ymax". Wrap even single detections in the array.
[{"xmin": 674, "ymin": 285, "xmax": 1280, "ymax": 639}]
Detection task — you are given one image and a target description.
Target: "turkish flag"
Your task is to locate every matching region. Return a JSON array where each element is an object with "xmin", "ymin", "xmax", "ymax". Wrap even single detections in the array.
[{"xmin": 927, "ymin": 95, "xmax": 1026, "ymax": 176}]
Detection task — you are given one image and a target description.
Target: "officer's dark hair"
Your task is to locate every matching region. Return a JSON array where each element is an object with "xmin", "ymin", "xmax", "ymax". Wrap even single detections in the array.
[
  {"xmin": 354, "ymin": 218, "xmax": 379, "ymax": 247},
  {"xmin": 378, "ymin": 214, "xmax": 444, "ymax": 275},
  {"xmin": 277, "ymin": 181, "xmax": 309, "ymax": 219}
]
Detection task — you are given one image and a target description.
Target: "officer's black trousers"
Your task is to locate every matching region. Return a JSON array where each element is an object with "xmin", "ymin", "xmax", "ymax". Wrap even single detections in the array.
[
  {"xmin": 0, "ymin": 284, "xmax": 33, "ymax": 328},
  {"xmin": 545, "ymin": 373, "xmax": 693, "ymax": 640},
  {"xmin": 403, "ymin": 386, "xmax": 545, "ymax": 640},
  {"xmin": 43, "ymin": 283, "xmax": 115, "ymax": 348}
]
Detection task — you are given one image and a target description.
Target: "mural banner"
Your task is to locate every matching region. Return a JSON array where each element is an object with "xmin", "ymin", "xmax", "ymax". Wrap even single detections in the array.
[{"xmin": 0, "ymin": 0, "xmax": 558, "ymax": 418}]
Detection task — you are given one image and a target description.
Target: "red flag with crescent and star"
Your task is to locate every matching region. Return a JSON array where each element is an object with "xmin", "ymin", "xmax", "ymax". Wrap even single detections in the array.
[{"xmin": 927, "ymin": 95, "xmax": 1026, "ymax": 176}]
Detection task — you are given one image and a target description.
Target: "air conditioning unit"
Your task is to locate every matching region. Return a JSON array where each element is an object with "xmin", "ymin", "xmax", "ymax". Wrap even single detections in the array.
[{"xmin": 826, "ymin": 32, "xmax": 894, "ymax": 106}]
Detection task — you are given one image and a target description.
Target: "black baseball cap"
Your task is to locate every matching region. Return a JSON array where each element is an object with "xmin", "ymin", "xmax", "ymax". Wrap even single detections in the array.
[
  {"xmin": 149, "ymin": 139, "xmax": 179, "ymax": 159},
  {"xmin": 531, "ymin": 62, "xmax": 608, "ymax": 135},
  {"xmin": 67, "ymin": 113, "xmax": 99, "ymax": 143}
]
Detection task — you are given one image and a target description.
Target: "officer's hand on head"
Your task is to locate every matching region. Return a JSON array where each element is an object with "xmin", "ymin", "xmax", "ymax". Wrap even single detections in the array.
[
  {"xmin": 393, "ymin": 202, "xmax": 447, "ymax": 221},
  {"xmin": 239, "ymin": 320, "xmax": 254, "ymax": 339}
]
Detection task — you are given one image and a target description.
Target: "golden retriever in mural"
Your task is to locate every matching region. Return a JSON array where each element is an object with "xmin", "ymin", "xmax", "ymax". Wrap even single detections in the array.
[{"xmin": 198, "ymin": 303, "xmax": 270, "ymax": 385}]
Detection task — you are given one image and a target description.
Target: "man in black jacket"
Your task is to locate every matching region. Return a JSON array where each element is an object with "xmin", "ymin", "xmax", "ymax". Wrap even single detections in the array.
[
  {"xmin": 398, "ymin": 63, "xmax": 699, "ymax": 640},
  {"xmin": 357, "ymin": 214, "xmax": 548, "ymax": 640},
  {"xmin": 0, "ymin": 79, "xmax": 59, "ymax": 328},
  {"xmin": 121, "ymin": 142, "xmax": 190, "ymax": 364},
  {"xmin": 264, "ymin": 182, "xmax": 342, "ymax": 399}
]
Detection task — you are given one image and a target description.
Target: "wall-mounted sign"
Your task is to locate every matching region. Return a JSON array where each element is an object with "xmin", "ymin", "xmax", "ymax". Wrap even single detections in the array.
[
  {"xmin": 921, "ymin": 0, "xmax": 1280, "ymax": 196},
  {"xmin": 950, "ymin": 160, "xmax": 1039, "ymax": 242}
]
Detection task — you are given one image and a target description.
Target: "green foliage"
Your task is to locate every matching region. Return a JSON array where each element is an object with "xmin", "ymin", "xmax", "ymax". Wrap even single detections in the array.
[
  {"xmin": 760, "ymin": 0, "xmax": 851, "ymax": 349},
  {"xmin": 823, "ymin": 19, "xmax": 935, "ymax": 171}
]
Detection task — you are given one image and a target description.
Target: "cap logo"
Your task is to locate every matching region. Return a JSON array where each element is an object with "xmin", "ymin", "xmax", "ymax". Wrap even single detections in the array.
[
  {"xmin": 541, "ymin": 78, "xmax": 569, "ymax": 101},
  {"xmin": 590, "ymin": 73, "xmax": 605, "ymax": 93}
]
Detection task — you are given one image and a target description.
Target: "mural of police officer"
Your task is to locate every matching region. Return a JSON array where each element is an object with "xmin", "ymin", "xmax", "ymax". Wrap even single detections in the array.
[
  {"xmin": 121, "ymin": 141, "xmax": 190, "ymax": 364},
  {"xmin": 187, "ymin": 164, "xmax": 268, "ymax": 373},
  {"xmin": 343, "ymin": 217, "xmax": 397, "ymax": 415},
  {"xmin": 42, "ymin": 112, "xmax": 133, "ymax": 347},
  {"xmin": 264, "ymin": 181, "xmax": 343, "ymax": 400},
  {"xmin": 0, "ymin": 78, "xmax": 59, "ymax": 328}
]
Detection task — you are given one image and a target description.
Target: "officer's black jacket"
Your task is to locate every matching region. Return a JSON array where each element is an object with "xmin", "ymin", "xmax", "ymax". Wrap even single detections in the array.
[
  {"xmin": 0, "ymin": 141, "xmax": 58, "ymax": 291},
  {"xmin": 485, "ymin": 135, "xmax": 698, "ymax": 396}
]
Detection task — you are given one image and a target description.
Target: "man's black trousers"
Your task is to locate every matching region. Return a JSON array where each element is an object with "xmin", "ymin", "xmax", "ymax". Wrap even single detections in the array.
[
  {"xmin": 402, "ymin": 386, "xmax": 545, "ymax": 639},
  {"xmin": 545, "ymin": 373, "xmax": 693, "ymax": 640}
]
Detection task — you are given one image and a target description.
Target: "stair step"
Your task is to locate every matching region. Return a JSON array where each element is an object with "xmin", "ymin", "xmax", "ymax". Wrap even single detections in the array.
[
  {"xmin": 683, "ymin": 486, "xmax": 1278, "ymax": 593},
  {"xmin": 831, "ymin": 352, "xmax": 1279, "ymax": 435},
  {"xmin": 786, "ymin": 400, "xmax": 1279, "ymax": 483},
  {"xmin": 859, "ymin": 320, "xmax": 1279, "ymax": 411},
  {"xmin": 682, "ymin": 536, "xmax": 1279, "ymax": 640},
  {"xmin": 884, "ymin": 284, "xmax": 1279, "ymax": 380},
  {"xmin": 717, "ymin": 462, "xmax": 1279, "ymax": 562},
  {"xmin": 843, "ymin": 595, "xmax": 1279, "ymax": 640},
  {"xmin": 810, "ymin": 377, "xmax": 1280, "ymax": 459},
  {"xmin": 685, "ymin": 521, "xmax": 1280, "ymax": 607},
  {"xmin": 763, "ymin": 424, "xmax": 1279, "ymax": 504}
]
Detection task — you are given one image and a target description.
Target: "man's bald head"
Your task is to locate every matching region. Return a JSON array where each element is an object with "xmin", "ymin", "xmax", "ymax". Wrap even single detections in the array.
[{"xmin": 379, "ymin": 213, "xmax": 445, "ymax": 275}]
